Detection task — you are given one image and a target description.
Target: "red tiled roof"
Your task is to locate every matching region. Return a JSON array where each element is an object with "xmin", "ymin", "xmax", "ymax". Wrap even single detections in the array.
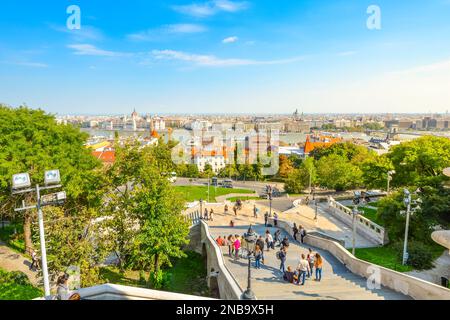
[{"xmin": 92, "ymin": 151, "xmax": 116, "ymax": 163}]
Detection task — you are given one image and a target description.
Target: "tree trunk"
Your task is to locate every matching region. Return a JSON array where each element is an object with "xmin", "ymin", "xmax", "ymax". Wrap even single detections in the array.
[
  {"xmin": 23, "ymin": 212, "xmax": 33, "ymax": 255},
  {"xmin": 148, "ymin": 253, "xmax": 160, "ymax": 288}
]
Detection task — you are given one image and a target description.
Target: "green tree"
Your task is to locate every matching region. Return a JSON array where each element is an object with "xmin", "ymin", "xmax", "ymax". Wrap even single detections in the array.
[
  {"xmin": 130, "ymin": 167, "xmax": 190, "ymax": 287},
  {"xmin": 361, "ymin": 155, "xmax": 394, "ymax": 190},
  {"xmin": 388, "ymin": 136, "xmax": 450, "ymax": 188},
  {"xmin": 0, "ymin": 105, "xmax": 102, "ymax": 254},
  {"xmin": 316, "ymin": 154, "xmax": 363, "ymax": 191}
]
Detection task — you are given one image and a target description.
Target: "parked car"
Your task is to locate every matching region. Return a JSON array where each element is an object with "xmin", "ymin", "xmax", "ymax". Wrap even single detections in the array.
[{"xmin": 223, "ymin": 179, "xmax": 233, "ymax": 188}]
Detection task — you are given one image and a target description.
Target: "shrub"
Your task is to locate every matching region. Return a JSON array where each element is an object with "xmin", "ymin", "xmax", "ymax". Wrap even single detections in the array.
[
  {"xmin": 393, "ymin": 241, "xmax": 434, "ymax": 270},
  {"xmin": 149, "ymin": 270, "xmax": 172, "ymax": 289}
]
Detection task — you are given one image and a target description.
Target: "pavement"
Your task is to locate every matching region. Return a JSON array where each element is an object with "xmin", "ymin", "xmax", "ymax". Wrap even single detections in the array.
[
  {"xmin": 0, "ymin": 241, "xmax": 40, "ymax": 286},
  {"xmin": 206, "ymin": 212, "xmax": 408, "ymax": 300}
]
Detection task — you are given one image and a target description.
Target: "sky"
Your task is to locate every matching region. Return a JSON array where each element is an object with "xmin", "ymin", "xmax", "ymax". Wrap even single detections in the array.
[{"xmin": 0, "ymin": 0, "xmax": 450, "ymax": 115}]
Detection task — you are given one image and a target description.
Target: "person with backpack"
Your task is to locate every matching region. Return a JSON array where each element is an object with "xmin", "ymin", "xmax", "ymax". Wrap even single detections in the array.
[
  {"xmin": 297, "ymin": 254, "xmax": 310, "ymax": 286},
  {"xmin": 278, "ymin": 247, "xmax": 287, "ymax": 274},
  {"xmin": 292, "ymin": 223, "xmax": 299, "ymax": 241},
  {"xmin": 254, "ymin": 245, "xmax": 263, "ymax": 269},
  {"xmin": 307, "ymin": 248, "xmax": 315, "ymax": 278},
  {"xmin": 265, "ymin": 230, "xmax": 274, "ymax": 251},
  {"xmin": 256, "ymin": 236, "xmax": 265, "ymax": 264},
  {"xmin": 204, "ymin": 208, "xmax": 209, "ymax": 220},
  {"xmin": 29, "ymin": 249, "xmax": 38, "ymax": 271}
]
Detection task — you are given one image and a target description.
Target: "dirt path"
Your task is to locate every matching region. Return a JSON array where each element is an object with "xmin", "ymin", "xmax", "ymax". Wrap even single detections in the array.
[{"xmin": 0, "ymin": 241, "xmax": 40, "ymax": 286}]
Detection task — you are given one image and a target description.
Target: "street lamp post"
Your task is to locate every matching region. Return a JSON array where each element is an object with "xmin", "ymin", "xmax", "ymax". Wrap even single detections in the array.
[
  {"xmin": 352, "ymin": 192, "xmax": 361, "ymax": 256},
  {"xmin": 11, "ymin": 170, "xmax": 65, "ymax": 298},
  {"xmin": 402, "ymin": 189, "xmax": 412, "ymax": 265},
  {"xmin": 242, "ymin": 225, "xmax": 257, "ymax": 300}
]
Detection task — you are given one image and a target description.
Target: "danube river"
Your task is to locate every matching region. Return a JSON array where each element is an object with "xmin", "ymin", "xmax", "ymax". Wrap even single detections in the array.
[{"xmin": 81, "ymin": 128, "xmax": 429, "ymax": 145}]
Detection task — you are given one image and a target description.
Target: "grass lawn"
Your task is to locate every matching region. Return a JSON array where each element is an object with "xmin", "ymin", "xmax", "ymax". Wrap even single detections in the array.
[
  {"xmin": 100, "ymin": 251, "xmax": 210, "ymax": 297},
  {"xmin": 0, "ymin": 224, "xmax": 26, "ymax": 254},
  {"xmin": 352, "ymin": 242, "xmax": 446, "ymax": 273},
  {"xmin": 347, "ymin": 205, "xmax": 384, "ymax": 226},
  {"xmin": 227, "ymin": 196, "xmax": 261, "ymax": 202},
  {"xmin": 0, "ymin": 269, "xmax": 42, "ymax": 300},
  {"xmin": 174, "ymin": 186, "xmax": 254, "ymax": 203}
]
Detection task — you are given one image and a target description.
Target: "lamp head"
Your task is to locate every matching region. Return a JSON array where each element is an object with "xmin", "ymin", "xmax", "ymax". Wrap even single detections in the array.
[
  {"xmin": 44, "ymin": 170, "xmax": 61, "ymax": 185},
  {"xmin": 12, "ymin": 173, "xmax": 31, "ymax": 190}
]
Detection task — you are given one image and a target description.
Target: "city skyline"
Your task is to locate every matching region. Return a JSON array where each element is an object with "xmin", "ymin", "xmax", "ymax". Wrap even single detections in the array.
[{"xmin": 1, "ymin": 0, "xmax": 450, "ymax": 114}]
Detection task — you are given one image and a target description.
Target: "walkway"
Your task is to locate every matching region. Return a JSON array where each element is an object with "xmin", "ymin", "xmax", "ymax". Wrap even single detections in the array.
[
  {"xmin": 0, "ymin": 241, "xmax": 39, "ymax": 286},
  {"xmin": 208, "ymin": 222, "xmax": 409, "ymax": 300}
]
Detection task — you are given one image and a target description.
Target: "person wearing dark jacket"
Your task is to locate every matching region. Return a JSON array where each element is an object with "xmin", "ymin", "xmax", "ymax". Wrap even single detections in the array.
[
  {"xmin": 281, "ymin": 236, "xmax": 290, "ymax": 249},
  {"xmin": 256, "ymin": 236, "xmax": 265, "ymax": 264},
  {"xmin": 293, "ymin": 223, "xmax": 299, "ymax": 241},
  {"xmin": 279, "ymin": 247, "xmax": 287, "ymax": 273}
]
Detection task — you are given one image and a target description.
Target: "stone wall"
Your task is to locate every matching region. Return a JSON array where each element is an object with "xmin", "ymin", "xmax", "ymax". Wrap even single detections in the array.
[{"xmin": 199, "ymin": 220, "xmax": 243, "ymax": 300}]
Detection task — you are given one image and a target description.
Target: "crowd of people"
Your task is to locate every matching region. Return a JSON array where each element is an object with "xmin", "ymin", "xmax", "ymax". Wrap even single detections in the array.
[{"xmin": 215, "ymin": 227, "xmax": 325, "ymax": 287}]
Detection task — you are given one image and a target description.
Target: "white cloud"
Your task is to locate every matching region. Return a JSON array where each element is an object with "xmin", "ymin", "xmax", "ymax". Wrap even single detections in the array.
[
  {"xmin": 338, "ymin": 51, "xmax": 357, "ymax": 56},
  {"xmin": 172, "ymin": 0, "xmax": 248, "ymax": 17},
  {"xmin": 67, "ymin": 44, "xmax": 124, "ymax": 57},
  {"xmin": 390, "ymin": 58, "xmax": 450, "ymax": 75},
  {"xmin": 2, "ymin": 61, "xmax": 48, "ymax": 68},
  {"xmin": 222, "ymin": 36, "xmax": 238, "ymax": 44},
  {"xmin": 50, "ymin": 24, "xmax": 104, "ymax": 41},
  {"xmin": 151, "ymin": 49, "xmax": 305, "ymax": 67},
  {"xmin": 128, "ymin": 24, "xmax": 207, "ymax": 41}
]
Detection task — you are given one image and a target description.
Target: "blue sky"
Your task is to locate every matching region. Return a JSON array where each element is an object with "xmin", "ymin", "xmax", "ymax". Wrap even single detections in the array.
[{"xmin": 0, "ymin": 0, "xmax": 450, "ymax": 115}]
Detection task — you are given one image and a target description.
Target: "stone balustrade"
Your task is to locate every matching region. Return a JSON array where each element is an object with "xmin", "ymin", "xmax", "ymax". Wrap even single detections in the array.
[
  {"xmin": 327, "ymin": 197, "xmax": 387, "ymax": 245},
  {"xmin": 269, "ymin": 217, "xmax": 450, "ymax": 300}
]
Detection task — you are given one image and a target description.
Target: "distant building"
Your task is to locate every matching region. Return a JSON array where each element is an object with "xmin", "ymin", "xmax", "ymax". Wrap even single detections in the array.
[
  {"xmin": 194, "ymin": 155, "xmax": 226, "ymax": 173},
  {"xmin": 304, "ymin": 134, "xmax": 343, "ymax": 155}
]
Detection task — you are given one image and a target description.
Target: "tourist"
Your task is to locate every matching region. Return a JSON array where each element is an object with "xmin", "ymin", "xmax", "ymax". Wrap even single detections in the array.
[
  {"xmin": 29, "ymin": 249, "xmax": 38, "ymax": 271},
  {"xmin": 204, "ymin": 208, "xmax": 209, "ymax": 220},
  {"xmin": 209, "ymin": 208, "xmax": 214, "ymax": 221},
  {"xmin": 228, "ymin": 235, "xmax": 235, "ymax": 256},
  {"xmin": 233, "ymin": 235, "xmax": 241, "ymax": 260},
  {"xmin": 273, "ymin": 212, "xmax": 278, "ymax": 226},
  {"xmin": 281, "ymin": 236, "xmax": 290, "ymax": 249},
  {"xmin": 222, "ymin": 235, "xmax": 228, "ymax": 247},
  {"xmin": 224, "ymin": 204, "xmax": 229, "ymax": 214},
  {"xmin": 256, "ymin": 236, "xmax": 265, "ymax": 264},
  {"xmin": 253, "ymin": 205, "xmax": 259, "ymax": 218},
  {"xmin": 283, "ymin": 266, "xmax": 295, "ymax": 284},
  {"xmin": 264, "ymin": 212, "xmax": 269, "ymax": 226},
  {"xmin": 274, "ymin": 229, "xmax": 282, "ymax": 247},
  {"xmin": 229, "ymin": 220, "xmax": 235, "ymax": 227},
  {"xmin": 254, "ymin": 245, "xmax": 263, "ymax": 269},
  {"xmin": 314, "ymin": 253, "xmax": 323, "ymax": 282},
  {"xmin": 56, "ymin": 274, "xmax": 71, "ymax": 300},
  {"xmin": 297, "ymin": 254, "xmax": 310, "ymax": 286},
  {"xmin": 233, "ymin": 206, "xmax": 238, "ymax": 216},
  {"xmin": 278, "ymin": 247, "xmax": 287, "ymax": 273},
  {"xmin": 293, "ymin": 223, "xmax": 299, "ymax": 241},
  {"xmin": 216, "ymin": 236, "xmax": 224, "ymax": 246},
  {"xmin": 307, "ymin": 248, "xmax": 315, "ymax": 278},
  {"xmin": 265, "ymin": 230, "xmax": 274, "ymax": 251},
  {"xmin": 299, "ymin": 225, "xmax": 306, "ymax": 243}
]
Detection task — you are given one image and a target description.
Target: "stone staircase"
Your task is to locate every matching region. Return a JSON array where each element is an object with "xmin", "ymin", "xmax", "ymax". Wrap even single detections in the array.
[{"xmin": 209, "ymin": 223, "xmax": 410, "ymax": 300}]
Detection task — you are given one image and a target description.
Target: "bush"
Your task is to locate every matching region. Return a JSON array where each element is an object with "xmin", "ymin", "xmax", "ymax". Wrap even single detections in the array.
[
  {"xmin": 149, "ymin": 270, "xmax": 172, "ymax": 289},
  {"xmin": 0, "ymin": 270, "xmax": 30, "ymax": 286},
  {"xmin": 393, "ymin": 241, "xmax": 434, "ymax": 270}
]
